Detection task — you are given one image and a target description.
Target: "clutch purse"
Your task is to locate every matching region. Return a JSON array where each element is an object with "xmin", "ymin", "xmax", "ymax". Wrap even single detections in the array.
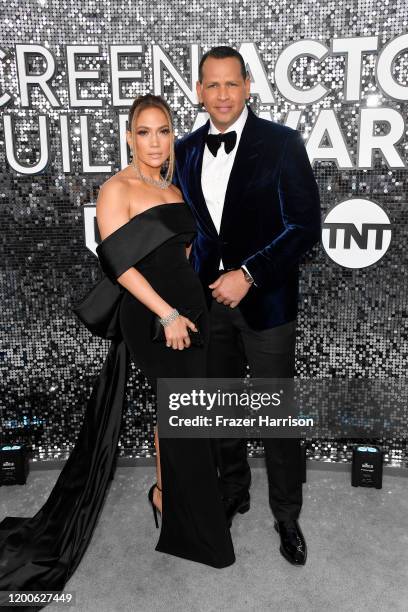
[
  {"xmin": 72, "ymin": 274, "xmax": 124, "ymax": 339},
  {"xmin": 151, "ymin": 308, "xmax": 204, "ymax": 347}
]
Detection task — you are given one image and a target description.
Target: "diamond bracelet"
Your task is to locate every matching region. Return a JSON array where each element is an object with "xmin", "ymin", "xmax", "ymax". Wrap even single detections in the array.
[{"xmin": 159, "ymin": 308, "xmax": 180, "ymax": 327}]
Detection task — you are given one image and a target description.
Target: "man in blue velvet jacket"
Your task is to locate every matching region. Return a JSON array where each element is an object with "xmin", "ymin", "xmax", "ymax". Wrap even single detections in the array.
[{"xmin": 174, "ymin": 46, "xmax": 321, "ymax": 566}]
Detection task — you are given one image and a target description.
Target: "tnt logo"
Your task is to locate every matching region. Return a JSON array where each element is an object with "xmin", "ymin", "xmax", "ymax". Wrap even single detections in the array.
[{"xmin": 322, "ymin": 199, "xmax": 392, "ymax": 269}]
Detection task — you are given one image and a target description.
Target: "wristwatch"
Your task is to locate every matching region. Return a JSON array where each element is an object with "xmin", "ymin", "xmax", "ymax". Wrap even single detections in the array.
[{"xmin": 240, "ymin": 266, "xmax": 255, "ymax": 285}]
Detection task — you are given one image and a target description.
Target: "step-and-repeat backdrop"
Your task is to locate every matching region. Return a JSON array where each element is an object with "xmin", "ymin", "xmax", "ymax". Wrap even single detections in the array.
[{"xmin": 1, "ymin": 1, "xmax": 407, "ymax": 464}]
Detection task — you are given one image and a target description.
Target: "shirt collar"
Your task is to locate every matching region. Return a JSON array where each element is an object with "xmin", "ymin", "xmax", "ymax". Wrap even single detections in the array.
[{"xmin": 208, "ymin": 104, "xmax": 248, "ymax": 138}]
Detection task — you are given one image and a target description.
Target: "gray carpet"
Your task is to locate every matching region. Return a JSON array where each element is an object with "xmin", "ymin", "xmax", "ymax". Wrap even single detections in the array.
[{"xmin": 1, "ymin": 465, "xmax": 408, "ymax": 612}]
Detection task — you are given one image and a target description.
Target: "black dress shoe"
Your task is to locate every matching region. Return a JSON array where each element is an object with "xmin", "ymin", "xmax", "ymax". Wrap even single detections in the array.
[
  {"xmin": 224, "ymin": 491, "xmax": 250, "ymax": 528},
  {"xmin": 274, "ymin": 519, "xmax": 307, "ymax": 565}
]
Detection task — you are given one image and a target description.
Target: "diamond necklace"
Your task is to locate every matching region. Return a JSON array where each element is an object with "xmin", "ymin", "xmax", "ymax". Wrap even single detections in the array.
[{"xmin": 131, "ymin": 161, "xmax": 171, "ymax": 190}]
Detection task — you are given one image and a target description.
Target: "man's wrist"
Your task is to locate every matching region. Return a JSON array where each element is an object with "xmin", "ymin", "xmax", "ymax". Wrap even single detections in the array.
[{"xmin": 240, "ymin": 266, "xmax": 255, "ymax": 286}]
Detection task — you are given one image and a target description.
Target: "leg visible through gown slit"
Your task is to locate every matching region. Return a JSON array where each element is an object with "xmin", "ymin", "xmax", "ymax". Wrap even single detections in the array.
[{"xmin": 124, "ymin": 346, "xmax": 235, "ymax": 569}]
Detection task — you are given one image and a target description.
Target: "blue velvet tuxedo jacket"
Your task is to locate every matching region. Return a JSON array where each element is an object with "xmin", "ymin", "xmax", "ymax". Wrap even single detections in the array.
[{"xmin": 174, "ymin": 106, "xmax": 321, "ymax": 331}]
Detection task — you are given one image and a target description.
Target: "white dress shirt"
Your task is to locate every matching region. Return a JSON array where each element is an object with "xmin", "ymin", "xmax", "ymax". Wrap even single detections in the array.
[{"xmin": 201, "ymin": 105, "xmax": 249, "ymax": 272}]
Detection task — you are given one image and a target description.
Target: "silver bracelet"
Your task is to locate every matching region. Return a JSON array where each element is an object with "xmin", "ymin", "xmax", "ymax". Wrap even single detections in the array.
[{"xmin": 159, "ymin": 308, "xmax": 180, "ymax": 327}]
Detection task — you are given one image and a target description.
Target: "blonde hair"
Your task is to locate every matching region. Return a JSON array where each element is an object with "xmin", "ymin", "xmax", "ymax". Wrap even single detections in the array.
[{"xmin": 127, "ymin": 94, "xmax": 175, "ymax": 183}]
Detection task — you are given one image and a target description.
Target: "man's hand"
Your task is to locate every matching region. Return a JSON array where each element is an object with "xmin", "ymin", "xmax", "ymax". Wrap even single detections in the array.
[{"xmin": 209, "ymin": 269, "xmax": 252, "ymax": 308}]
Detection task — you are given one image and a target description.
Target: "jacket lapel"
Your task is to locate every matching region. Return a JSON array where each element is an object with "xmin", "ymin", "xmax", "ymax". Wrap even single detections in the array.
[
  {"xmin": 187, "ymin": 120, "xmax": 219, "ymax": 237},
  {"xmin": 219, "ymin": 107, "xmax": 264, "ymax": 236}
]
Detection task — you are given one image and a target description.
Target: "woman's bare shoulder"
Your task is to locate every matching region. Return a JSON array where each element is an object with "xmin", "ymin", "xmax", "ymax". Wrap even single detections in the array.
[
  {"xmin": 98, "ymin": 171, "xmax": 129, "ymax": 201},
  {"xmin": 98, "ymin": 168, "xmax": 150, "ymax": 206},
  {"xmin": 96, "ymin": 172, "xmax": 134, "ymax": 239}
]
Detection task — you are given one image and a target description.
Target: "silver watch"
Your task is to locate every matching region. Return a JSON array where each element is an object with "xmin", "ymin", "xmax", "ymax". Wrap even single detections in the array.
[{"xmin": 240, "ymin": 267, "xmax": 254, "ymax": 285}]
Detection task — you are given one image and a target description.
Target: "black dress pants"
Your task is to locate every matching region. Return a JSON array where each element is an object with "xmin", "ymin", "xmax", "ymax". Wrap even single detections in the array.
[{"xmin": 207, "ymin": 299, "xmax": 303, "ymax": 521}]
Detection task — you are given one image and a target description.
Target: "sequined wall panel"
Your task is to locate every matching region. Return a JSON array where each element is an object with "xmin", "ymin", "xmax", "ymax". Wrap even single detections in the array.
[{"xmin": 0, "ymin": 1, "xmax": 407, "ymax": 465}]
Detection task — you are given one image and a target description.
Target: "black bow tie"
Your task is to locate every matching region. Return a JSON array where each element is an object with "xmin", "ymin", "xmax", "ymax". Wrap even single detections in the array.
[{"xmin": 205, "ymin": 131, "xmax": 237, "ymax": 157}]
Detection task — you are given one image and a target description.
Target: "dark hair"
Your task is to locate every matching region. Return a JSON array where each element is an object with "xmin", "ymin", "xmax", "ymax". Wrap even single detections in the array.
[
  {"xmin": 198, "ymin": 46, "xmax": 248, "ymax": 82},
  {"xmin": 127, "ymin": 94, "xmax": 174, "ymax": 182}
]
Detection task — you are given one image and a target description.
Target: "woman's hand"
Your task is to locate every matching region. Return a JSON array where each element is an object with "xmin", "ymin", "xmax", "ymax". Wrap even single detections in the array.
[{"xmin": 164, "ymin": 315, "xmax": 198, "ymax": 350}]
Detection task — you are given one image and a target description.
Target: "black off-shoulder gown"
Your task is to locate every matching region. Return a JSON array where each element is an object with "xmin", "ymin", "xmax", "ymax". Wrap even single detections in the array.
[{"xmin": 0, "ymin": 203, "xmax": 235, "ymax": 611}]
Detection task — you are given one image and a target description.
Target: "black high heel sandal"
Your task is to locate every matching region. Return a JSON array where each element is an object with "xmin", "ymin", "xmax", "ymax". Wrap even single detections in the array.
[{"xmin": 147, "ymin": 483, "xmax": 162, "ymax": 528}]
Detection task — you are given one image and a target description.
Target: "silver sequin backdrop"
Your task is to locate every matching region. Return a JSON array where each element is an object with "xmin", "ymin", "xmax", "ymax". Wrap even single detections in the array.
[{"xmin": 0, "ymin": 0, "xmax": 407, "ymax": 465}]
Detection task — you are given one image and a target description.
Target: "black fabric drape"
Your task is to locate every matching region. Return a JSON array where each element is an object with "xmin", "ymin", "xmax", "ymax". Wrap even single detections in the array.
[{"xmin": 0, "ymin": 337, "xmax": 128, "ymax": 610}]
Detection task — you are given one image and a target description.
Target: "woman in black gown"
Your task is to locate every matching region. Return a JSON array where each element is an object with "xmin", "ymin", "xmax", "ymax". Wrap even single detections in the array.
[{"xmin": 0, "ymin": 94, "xmax": 235, "ymax": 610}]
